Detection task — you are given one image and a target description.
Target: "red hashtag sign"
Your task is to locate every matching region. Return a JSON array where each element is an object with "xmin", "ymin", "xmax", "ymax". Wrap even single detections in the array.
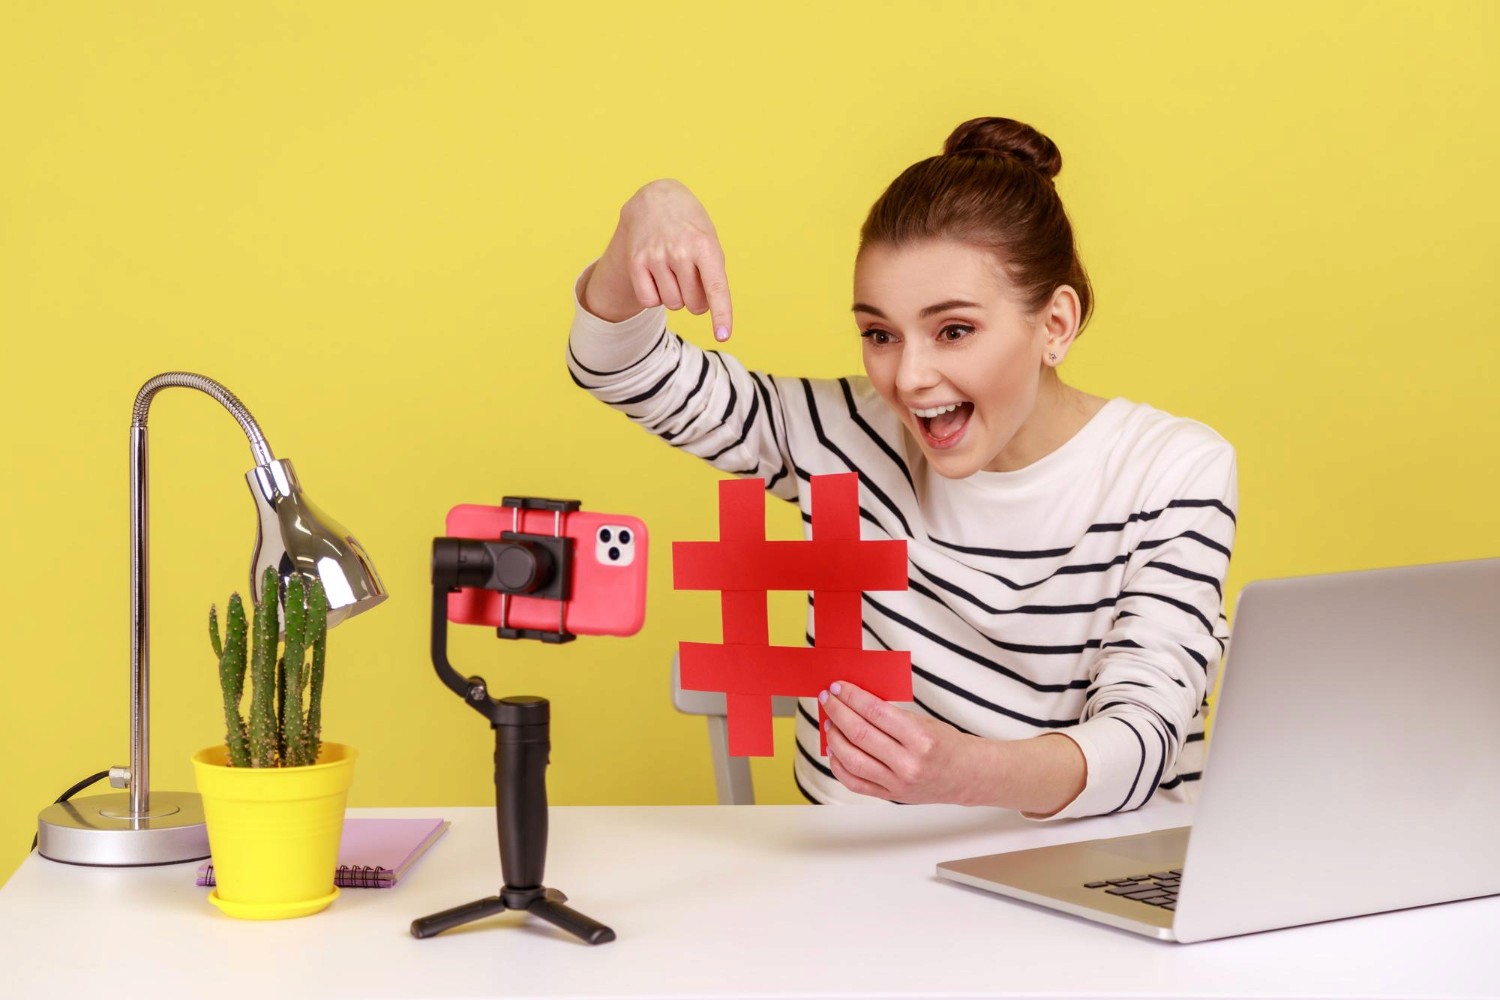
[{"xmin": 673, "ymin": 472, "xmax": 912, "ymax": 757}]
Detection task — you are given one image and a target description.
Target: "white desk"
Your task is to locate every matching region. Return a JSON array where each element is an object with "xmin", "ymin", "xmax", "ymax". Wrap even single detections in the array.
[{"xmin": 1, "ymin": 804, "xmax": 1494, "ymax": 999}]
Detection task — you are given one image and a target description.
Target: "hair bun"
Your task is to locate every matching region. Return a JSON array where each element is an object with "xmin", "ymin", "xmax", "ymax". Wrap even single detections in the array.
[{"xmin": 943, "ymin": 117, "xmax": 1062, "ymax": 180}]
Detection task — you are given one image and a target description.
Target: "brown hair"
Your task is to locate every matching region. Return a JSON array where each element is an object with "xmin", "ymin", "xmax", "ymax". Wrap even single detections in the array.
[{"xmin": 858, "ymin": 117, "xmax": 1094, "ymax": 334}]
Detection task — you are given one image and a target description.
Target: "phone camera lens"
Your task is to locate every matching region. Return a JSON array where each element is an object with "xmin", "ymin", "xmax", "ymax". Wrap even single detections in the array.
[
  {"xmin": 608, "ymin": 546, "xmax": 621, "ymax": 562},
  {"xmin": 619, "ymin": 529, "xmax": 632, "ymax": 544},
  {"xmin": 599, "ymin": 528, "xmax": 613, "ymax": 543}
]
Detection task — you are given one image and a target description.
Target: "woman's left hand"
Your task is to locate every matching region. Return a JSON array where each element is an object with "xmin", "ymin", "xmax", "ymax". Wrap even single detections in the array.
[{"xmin": 819, "ymin": 681, "xmax": 993, "ymax": 805}]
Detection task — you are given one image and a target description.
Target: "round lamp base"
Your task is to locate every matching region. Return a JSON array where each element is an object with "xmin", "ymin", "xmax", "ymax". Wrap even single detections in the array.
[{"xmin": 37, "ymin": 790, "xmax": 210, "ymax": 866}]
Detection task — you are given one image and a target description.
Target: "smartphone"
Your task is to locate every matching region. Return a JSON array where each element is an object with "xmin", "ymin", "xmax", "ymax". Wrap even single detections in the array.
[{"xmin": 445, "ymin": 503, "xmax": 648, "ymax": 637}]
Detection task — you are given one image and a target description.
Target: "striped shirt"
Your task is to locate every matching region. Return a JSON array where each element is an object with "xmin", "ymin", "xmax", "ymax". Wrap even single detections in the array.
[{"xmin": 567, "ymin": 264, "xmax": 1239, "ymax": 819}]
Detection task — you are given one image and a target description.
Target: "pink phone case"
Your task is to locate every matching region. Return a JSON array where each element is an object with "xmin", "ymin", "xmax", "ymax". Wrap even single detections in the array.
[{"xmin": 445, "ymin": 504, "xmax": 648, "ymax": 637}]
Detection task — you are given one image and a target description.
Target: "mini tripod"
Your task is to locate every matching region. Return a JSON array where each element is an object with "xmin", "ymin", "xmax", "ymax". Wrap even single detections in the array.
[{"xmin": 410, "ymin": 496, "xmax": 615, "ymax": 945}]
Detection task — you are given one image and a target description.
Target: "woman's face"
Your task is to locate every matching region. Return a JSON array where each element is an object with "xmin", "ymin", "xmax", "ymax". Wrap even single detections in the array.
[{"xmin": 853, "ymin": 239, "xmax": 1058, "ymax": 478}]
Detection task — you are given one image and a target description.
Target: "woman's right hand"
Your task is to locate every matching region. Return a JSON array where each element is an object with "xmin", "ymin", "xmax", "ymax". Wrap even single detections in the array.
[{"xmin": 582, "ymin": 179, "xmax": 735, "ymax": 341}]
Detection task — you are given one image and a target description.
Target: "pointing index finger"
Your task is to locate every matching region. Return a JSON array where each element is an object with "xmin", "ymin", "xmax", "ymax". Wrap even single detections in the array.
[{"xmin": 700, "ymin": 245, "xmax": 733, "ymax": 340}]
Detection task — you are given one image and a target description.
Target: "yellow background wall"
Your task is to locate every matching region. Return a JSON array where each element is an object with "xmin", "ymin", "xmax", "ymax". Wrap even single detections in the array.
[{"xmin": 2, "ymin": 1, "xmax": 1496, "ymax": 886}]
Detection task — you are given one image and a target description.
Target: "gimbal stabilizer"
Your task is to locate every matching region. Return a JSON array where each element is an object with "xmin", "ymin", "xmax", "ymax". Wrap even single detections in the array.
[{"xmin": 409, "ymin": 496, "xmax": 615, "ymax": 945}]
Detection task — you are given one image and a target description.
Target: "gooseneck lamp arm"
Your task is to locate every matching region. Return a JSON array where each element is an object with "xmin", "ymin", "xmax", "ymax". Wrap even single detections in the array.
[{"xmin": 129, "ymin": 373, "xmax": 275, "ymax": 818}]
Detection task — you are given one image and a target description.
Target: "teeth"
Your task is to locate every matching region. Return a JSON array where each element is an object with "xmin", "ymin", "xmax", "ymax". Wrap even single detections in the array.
[{"xmin": 911, "ymin": 403, "xmax": 961, "ymax": 419}]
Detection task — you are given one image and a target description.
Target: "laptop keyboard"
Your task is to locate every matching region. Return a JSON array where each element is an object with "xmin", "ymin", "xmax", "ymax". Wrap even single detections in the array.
[{"xmin": 1083, "ymin": 870, "xmax": 1182, "ymax": 910}]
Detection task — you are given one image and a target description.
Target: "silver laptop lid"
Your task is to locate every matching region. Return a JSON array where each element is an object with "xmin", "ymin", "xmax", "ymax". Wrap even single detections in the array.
[{"xmin": 1173, "ymin": 557, "xmax": 1500, "ymax": 942}]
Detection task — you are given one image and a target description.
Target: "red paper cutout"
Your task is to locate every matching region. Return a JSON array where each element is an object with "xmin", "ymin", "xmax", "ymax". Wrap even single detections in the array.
[{"xmin": 674, "ymin": 473, "xmax": 912, "ymax": 757}]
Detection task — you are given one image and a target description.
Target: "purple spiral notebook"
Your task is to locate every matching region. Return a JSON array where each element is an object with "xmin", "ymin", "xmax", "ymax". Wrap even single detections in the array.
[{"xmin": 196, "ymin": 817, "xmax": 449, "ymax": 889}]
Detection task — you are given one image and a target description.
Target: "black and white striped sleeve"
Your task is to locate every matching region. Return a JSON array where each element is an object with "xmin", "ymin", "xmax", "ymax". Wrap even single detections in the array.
[
  {"xmin": 566, "ymin": 262, "xmax": 798, "ymax": 499},
  {"xmin": 1041, "ymin": 435, "xmax": 1239, "ymax": 820}
]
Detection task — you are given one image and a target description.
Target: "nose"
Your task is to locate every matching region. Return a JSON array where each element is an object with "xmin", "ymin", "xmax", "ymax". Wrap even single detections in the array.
[{"xmin": 894, "ymin": 340, "xmax": 940, "ymax": 396}]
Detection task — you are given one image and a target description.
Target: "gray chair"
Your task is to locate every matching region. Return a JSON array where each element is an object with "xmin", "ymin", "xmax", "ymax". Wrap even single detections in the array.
[{"xmin": 671, "ymin": 652, "xmax": 797, "ymax": 804}]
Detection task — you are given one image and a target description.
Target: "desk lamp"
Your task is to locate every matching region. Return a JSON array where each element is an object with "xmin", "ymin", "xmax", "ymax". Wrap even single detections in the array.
[{"xmin": 37, "ymin": 372, "xmax": 387, "ymax": 867}]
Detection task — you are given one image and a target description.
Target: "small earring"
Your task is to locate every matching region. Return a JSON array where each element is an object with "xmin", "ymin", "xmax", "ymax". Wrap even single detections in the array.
[{"xmin": 1048, "ymin": 352, "xmax": 1058, "ymax": 364}]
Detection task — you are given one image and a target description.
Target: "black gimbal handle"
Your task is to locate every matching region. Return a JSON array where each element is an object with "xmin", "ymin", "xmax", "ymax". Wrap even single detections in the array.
[{"xmin": 494, "ymin": 695, "xmax": 548, "ymax": 890}]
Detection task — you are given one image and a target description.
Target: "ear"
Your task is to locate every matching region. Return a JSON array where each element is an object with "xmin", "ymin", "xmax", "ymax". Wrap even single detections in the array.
[{"xmin": 1038, "ymin": 284, "xmax": 1082, "ymax": 364}]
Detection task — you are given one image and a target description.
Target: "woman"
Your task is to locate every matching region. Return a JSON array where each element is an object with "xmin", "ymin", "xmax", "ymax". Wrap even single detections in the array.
[{"xmin": 567, "ymin": 117, "xmax": 1238, "ymax": 819}]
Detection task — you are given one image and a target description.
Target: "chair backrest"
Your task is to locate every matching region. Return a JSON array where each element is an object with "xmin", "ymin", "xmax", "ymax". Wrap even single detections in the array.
[{"xmin": 670, "ymin": 652, "xmax": 797, "ymax": 804}]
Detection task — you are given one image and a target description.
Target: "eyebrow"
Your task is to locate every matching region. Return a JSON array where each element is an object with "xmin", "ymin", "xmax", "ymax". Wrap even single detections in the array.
[{"xmin": 851, "ymin": 299, "xmax": 983, "ymax": 319}]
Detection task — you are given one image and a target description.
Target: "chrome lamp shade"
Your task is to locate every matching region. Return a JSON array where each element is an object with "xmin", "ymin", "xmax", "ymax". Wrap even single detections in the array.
[
  {"xmin": 35, "ymin": 372, "xmax": 385, "ymax": 867},
  {"xmin": 248, "ymin": 458, "xmax": 387, "ymax": 627}
]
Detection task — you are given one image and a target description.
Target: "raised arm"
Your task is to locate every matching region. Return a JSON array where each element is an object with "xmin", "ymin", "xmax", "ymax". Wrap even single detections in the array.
[{"xmin": 567, "ymin": 180, "xmax": 799, "ymax": 500}]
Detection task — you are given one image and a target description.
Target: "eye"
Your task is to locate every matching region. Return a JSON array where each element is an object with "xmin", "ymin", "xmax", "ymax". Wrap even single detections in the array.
[
  {"xmin": 939, "ymin": 324, "xmax": 973, "ymax": 343},
  {"xmin": 860, "ymin": 328, "xmax": 895, "ymax": 346}
]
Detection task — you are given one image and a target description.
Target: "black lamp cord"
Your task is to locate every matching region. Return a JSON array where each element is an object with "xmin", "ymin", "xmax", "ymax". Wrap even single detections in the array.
[{"xmin": 30, "ymin": 771, "xmax": 111, "ymax": 853}]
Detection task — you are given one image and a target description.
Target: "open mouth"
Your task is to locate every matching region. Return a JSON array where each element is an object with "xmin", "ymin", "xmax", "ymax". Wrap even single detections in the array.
[{"xmin": 916, "ymin": 402, "xmax": 973, "ymax": 449}]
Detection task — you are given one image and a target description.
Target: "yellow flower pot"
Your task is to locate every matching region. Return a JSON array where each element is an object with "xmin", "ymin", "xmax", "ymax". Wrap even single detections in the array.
[{"xmin": 191, "ymin": 742, "xmax": 357, "ymax": 920}]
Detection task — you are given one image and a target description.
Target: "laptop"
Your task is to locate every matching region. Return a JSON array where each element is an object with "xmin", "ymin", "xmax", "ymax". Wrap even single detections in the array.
[{"xmin": 936, "ymin": 557, "xmax": 1500, "ymax": 943}]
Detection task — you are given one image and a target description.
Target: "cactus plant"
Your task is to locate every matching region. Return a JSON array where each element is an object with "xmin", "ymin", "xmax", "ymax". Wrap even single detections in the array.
[{"xmin": 209, "ymin": 567, "xmax": 331, "ymax": 768}]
